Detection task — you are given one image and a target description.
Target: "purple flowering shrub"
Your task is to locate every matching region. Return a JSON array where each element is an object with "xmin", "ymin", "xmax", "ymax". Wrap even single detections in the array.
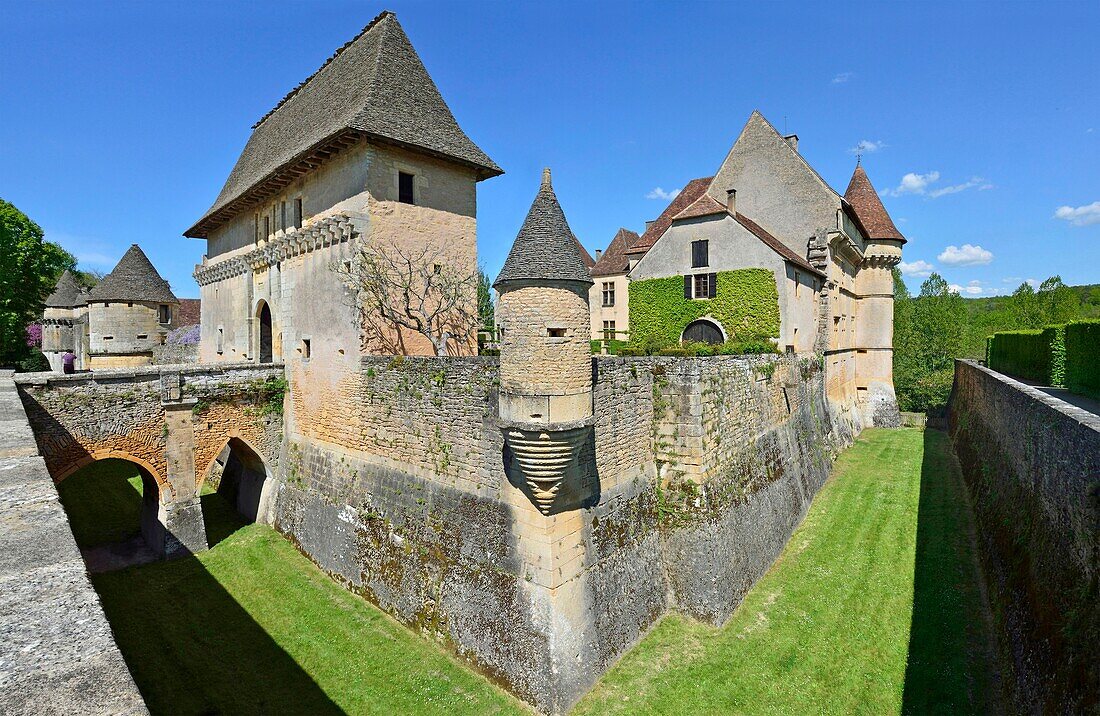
[
  {"xmin": 25, "ymin": 323, "xmax": 42, "ymax": 348},
  {"xmin": 167, "ymin": 324, "xmax": 201, "ymax": 345}
]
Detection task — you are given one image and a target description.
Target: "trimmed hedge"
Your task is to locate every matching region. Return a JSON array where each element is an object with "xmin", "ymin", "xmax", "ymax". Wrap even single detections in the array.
[
  {"xmin": 987, "ymin": 327, "xmax": 1065, "ymax": 386},
  {"xmin": 1065, "ymin": 320, "xmax": 1100, "ymax": 399},
  {"xmin": 628, "ymin": 269, "xmax": 780, "ymax": 349}
]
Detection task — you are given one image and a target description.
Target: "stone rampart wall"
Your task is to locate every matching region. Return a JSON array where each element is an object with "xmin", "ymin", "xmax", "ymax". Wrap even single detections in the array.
[
  {"xmin": 948, "ymin": 360, "xmax": 1099, "ymax": 713},
  {"xmin": 271, "ymin": 353, "xmax": 854, "ymax": 712}
]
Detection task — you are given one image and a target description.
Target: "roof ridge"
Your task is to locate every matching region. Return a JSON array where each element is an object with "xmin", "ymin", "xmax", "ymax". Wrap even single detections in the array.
[{"xmin": 252, "ymin": 10, "xmax": 395, "ymax": 129}]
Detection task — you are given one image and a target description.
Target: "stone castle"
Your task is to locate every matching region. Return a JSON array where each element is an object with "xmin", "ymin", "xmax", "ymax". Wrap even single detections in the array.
[{"xmin": 19, "ymin": 10, "xmax": 909, "ymax": 714}]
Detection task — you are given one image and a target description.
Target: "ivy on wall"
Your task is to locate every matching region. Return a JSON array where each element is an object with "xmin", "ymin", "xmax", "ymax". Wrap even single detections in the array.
[{"xmin": 628, "ymin": 269, "xmax": 781, "ymax": 347}]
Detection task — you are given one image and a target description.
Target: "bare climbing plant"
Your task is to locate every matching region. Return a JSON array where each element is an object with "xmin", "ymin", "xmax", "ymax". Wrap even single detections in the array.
[{"xmin": 332, "ymin": 238, "xmax": 479, "ymax": 356}]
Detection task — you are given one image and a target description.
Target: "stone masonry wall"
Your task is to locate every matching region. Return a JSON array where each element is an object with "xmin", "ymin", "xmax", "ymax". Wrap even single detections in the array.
[
  {"xmin": 270, "ymin": 352, "xmax": 854, "ymax": 713},
  {"xmin": 948, "ymin": 360, "xmax": 1099, "ymax": 713}
]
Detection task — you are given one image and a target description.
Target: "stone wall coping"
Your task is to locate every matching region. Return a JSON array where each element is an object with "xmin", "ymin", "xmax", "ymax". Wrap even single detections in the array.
[
  {"xmin": 956, "ymin": 359, "xmax": 1100, "ymax": 433},
  {"xmin": 359, "ymin": 355, "xmax": 499, "ymax": 367},
  {"xmin": 12, "ymin": 361, "xmax": 285, "ymax": 387}
]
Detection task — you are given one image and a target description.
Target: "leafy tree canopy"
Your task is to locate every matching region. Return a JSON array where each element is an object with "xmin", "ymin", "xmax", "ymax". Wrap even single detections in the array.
[{"xmin": 0, "ymin": 198, "xmax": 76, "ymax": 365}]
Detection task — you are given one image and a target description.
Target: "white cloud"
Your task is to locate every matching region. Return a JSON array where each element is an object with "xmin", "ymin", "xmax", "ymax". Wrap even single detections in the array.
[
  {"xmin": 849, "ymin": 139, "xmax": 886, "ymax": 155},
  {"xmin": 1053, "ymin": 201, "xmax": 1100, "ymax": 227},
  {"xmin": 883, "ymin": 171, "xmax": 940, "ymax": 197},
  {"xmin": 832, "ymin": 72, "xmax": 853, "ymax": 84},
  {"xmin": 898, "ymin": 259, "xmax": 935, "ymax": 278},
  {"xmin": 948, "ymin": 280, "xmax": 986, "ymax": 296},
  {"xmin": 645, "ymin": 187, "xmax": 680, "ymax": 201},
  {"xmin": 928, "ymin": 177, "xmax": 993, "ymax": 198},
  {"xmin": 938, "ymin": 244, "xmax": 994, "ymax": 266},
  {"xmin": 1026, "ymin": 278, "xmax": 1040, "ymax": 288}
]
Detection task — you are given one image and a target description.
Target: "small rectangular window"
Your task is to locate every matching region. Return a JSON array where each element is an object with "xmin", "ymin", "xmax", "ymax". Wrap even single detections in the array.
[
  {"xmin": 294, "ymin": 198, "xmax": 303, "ymax": 228},
  {"xmin": 548, "ymin": 328, "xmax": 566, "ymax": 338},
  {"xmin": 602, "ymin": 320, "xmax": 616, "ymax": 341},
  {"xmin": 137, "ymin": 334, "xmax": 148, "ymax": 340},
  {"xmin": 158, "ymin": 304, "xmax": 170, "ymax": 324},
  {"xmin": 602, "ymin": 281, "xmax": 615, "ymax": 307},
  {"xmin": 301, "ymin": 338, "xmax": 311, "ymax": 360},
  {"xmin": 693, "ymin": 273, "xmax": 716, "ymax": 299},
  {"xmin": 398, "ymin": 172, "xmax": 415, "ymax": 204},
  {"xmin": 691, "ymin": 240, "xmax": 709, "ymax": 268}
]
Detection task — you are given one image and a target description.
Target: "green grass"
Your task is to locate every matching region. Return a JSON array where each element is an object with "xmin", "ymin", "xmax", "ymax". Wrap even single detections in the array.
[
  {"xmin": 74, "ymin": 430, "xmax": 999, "ymax": 715},
  {"xmin": 55, "ymin": 458, "xmax": 145, "ymax": 546},
  {"xmin": 92, "ymin": 521, "xmax": 526, "ymax": 715},
  {"xmin": 574, "ymin": 428, "xmax": 1001, "ymax": 715}
]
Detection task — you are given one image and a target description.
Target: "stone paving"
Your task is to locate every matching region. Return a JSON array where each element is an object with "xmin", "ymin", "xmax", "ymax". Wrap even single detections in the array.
[{"xmin": 0, "ymin": 369, "xmax": 146, "ymax": 715}]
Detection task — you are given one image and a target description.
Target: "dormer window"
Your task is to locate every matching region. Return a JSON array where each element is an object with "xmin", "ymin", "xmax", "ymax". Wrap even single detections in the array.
[{"xmin": 398, "ymin": 172, "xmax": 415, "ymax": 204}]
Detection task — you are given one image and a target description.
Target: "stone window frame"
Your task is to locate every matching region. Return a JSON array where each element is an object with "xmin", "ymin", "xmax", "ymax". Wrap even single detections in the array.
[
  {"xmin": 601, "ymin": 281, "xmax": 615, "ymax": 307},
  {"xmin": 158, "ymin": 304, "xmax": 171, "ymax": 325},
  {"xmin": 300, "ymin": 335, "xmax": 312, "ymax": 362},
  {"xmin": 602, "ymin": 320, "xmax": 616, "ymax": 341}
]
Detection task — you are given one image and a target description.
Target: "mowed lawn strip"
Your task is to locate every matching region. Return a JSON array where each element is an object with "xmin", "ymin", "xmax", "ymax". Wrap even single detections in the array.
[
  {"xmin": 575, "ymin": 428, "xmax": 999, "ymax": 715},
  {"xmin": 91, "ymin": 508, "xmax": 526, "ymax": 715}
]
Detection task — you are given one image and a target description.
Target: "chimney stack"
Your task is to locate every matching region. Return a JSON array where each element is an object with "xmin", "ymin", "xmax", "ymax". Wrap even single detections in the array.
[
  {"xmin": 645, "ymin": 220, "xmax": 656, "ymax": 231},
  {"xmin": 726, "ymin": 188, "xmax": 737, "ymax": 215},
  {"xmin": 595, "ymin": 249, "xmax": 602, "ymax": 261},
  {"xmin": 783, "ymin": 134, "xmax": 799, "ymax": 152}
]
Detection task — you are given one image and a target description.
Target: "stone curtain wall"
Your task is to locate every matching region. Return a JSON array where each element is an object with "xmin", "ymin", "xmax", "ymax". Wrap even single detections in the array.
[
  {"xmin": 270, "ymin": 353, "xmax": 854, "ymax": 712},
  {"xmin": 948, "ymin": 360, "xmax": 1099, "ymax": 713},
  {"xmin": 152, "ymin": 343, "xmax": 199, "ymax": 365}
]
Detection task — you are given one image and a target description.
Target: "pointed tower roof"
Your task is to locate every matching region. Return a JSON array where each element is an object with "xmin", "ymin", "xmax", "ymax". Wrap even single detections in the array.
[
  {"xmin": 186, "ymin": 11, "xmax": 502, "ymax": 238},
  {"xmin": 494, "ymin": 169, "xmax": 594, "ymax": 288},
  {"xmin": 44, "ymin": 270, "xmax": 87, "ymax": 308},
  {"xmin": 844, "ymin": 164, "xmax": 906, "ymax": 242},
  {"xmin": 89, "ymin": 245, "xmax": 178, "ymax": 304}
]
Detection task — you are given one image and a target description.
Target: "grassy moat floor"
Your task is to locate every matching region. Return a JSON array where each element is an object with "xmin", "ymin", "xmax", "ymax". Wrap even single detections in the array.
[{"xmin": 63, "ymin": 428, "xmax": 1001, "ymax": 715}]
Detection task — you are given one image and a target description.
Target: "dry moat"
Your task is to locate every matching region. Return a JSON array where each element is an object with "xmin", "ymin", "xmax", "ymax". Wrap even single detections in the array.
[{"xmin": 65, "ymin": 429, "xmax": 1001, "ymax": 715}]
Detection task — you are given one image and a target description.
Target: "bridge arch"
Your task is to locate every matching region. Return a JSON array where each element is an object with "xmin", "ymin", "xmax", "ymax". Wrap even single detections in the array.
[
  {"xmin": 54, "ymin": 449, "xmax": 169, "ymax": 497},
  {"xmin": 203, "ymin": 435, "xmax": 277, "ymax": 526}
]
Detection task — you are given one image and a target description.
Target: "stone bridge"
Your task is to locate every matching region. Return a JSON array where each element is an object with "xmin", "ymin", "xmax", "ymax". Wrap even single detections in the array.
[{"xmin": 13, "ymin": 362, "xmax": 284, "ymax": 558}]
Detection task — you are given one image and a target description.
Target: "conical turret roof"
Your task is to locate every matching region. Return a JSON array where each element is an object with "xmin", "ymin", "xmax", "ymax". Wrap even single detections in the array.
[
  {"xmin": 494, "ymin": 169, "xmax": 594, "ymax": 288},
  {"xmin": 844, "ymin": 164, "xmax": 906, "ymax": 242},
  {"xmin": 89, "ymin": 244, "xmax": 178, "ymax": 303},
  {"xmin": 45, "ymin": 270, "xmax": 86, "ymax": 308}
]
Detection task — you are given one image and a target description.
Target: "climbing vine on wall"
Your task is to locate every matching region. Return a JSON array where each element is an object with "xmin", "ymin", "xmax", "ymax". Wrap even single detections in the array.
[{"xmin": 628, "ymin": 269, "xmax": 781, "ymax": 347}]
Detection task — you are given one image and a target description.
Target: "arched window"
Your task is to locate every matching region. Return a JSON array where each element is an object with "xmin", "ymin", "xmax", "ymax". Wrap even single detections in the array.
[
  {"xmin": 682, "ymin": 319, "xmax": 725, "ymax": 345},
  {"xmin": 257, "ymin": 302, "xmax": 273, "ymax": 364}
]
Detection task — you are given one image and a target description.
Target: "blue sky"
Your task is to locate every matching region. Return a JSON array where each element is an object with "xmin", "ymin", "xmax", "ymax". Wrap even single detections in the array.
[{"xmin": 1, "ymin": 1, "xmax": 1097, "ymax": 298}]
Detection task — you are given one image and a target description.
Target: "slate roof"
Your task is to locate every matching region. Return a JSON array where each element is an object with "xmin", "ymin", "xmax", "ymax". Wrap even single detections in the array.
[
  {"xmin": 89, "ymin": 245, "xmax": 178, "ymax": 304},
  {"xmin": 573, "ymin": 235, "xmax": 596, "ymax": 270},
  {"xmin": 844, "ymin": 164, "xmax": 906, "ymax": 242},
  {"xmin": 186, "ymin": 11, "xmax": 502, "ymax": 238},
  {"xmin": 625, "ymin": 177, "xmax": 713, "ymax": 256},
  {"xmin": 494, "ymin": 169, "xmax": 594, "ymax": 288},
  {"xmin": 590, "ymin": 227, "xmax": 641, "ymax": 277},
  {"xmin": 44, "ymin": 270, "xmax": 86, "ymax": 308}
]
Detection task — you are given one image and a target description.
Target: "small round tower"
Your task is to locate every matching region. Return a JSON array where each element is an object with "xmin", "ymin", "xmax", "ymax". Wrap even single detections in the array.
[
  {"xmin": 41, "ymin": 270, "xmax": 86, "ymax": 372},
  {"xmin": 494, "ymin": 168, "xmax": 594, "ymax": 513}
]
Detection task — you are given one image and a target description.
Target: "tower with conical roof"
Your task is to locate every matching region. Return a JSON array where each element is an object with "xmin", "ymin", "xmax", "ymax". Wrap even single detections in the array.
[
  {"xmin": 844, "ymin": 163, "xmax": 905, "ymax": 425},
  {"xmin": 41, "ymin": 270, "xmax": 89, "ymax": 371},
  {"xmin": 86, "ymin": 244, "xmax": 180, "ymax": 369},
  {"xmin": 494, "ymin": 168, "xmax": 594, "ymax": 514}
]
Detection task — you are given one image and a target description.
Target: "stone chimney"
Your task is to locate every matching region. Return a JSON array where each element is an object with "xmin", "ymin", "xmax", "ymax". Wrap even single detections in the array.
[
  {"xmin": 645, "ymin": 220, "xmax": 656, "ymax": 232},
  {"xmin": 783, "ymin": 134, "xmax": 799, "ymax": 152},
  {"xmin": 595, "ymin": 249, "xmax": 602, "ymax": 262},
  {"xmin": 726, "ymin": 188, "xmax": 737, "ymax": 215}
]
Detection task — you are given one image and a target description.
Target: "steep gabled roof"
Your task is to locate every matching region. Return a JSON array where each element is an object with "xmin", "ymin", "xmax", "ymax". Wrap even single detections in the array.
[
  {"xmin": 186, "ymin": 11, "xmax": 502, "ymax": 238},
  {"xmin": 734, "ymin": 213, "xmax": 825, "ymax": 277},
  {"xmin": 89, "ymin": 245, "xmax": 178, "ymax": 304},
  {"xmin": 591, "ymin": 227, "xmax": 641, "ymax": 277},
  {"xmin": 44, "ymin": 270, "xmax": 86, "ymax": 308},
  {"xmin": 844, "ymin": 164, "xmax": 906, "ymax": 242},
  {"xmin": 673, "ymin": 193, "xmax": 727, "ymax": 221},
  {"xmin": 494, "ymin": 169, "xmax": 593, "ymax": 288},
  {"xmin": 625, "ymin": 176, "xmax": 713, "ymax": 256}
]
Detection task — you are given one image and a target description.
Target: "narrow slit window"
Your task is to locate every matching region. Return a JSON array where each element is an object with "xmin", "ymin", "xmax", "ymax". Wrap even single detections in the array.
[
  {"xmin": 548, "ymin": 328, "xmax": 567, "ymax": 338},
  {"xmin": 301, "ymin": 338, "xmax": 312, "ymax": 360},
  {"xmin": 294, "ymin": 198, "xmax": 303, "ymax": 228},
  {"xmin": 280, "ymin": 201, "xmax": 287, "ymax": 231}
]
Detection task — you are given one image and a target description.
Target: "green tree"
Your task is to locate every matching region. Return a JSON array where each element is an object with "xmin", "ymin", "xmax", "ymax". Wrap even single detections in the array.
[
  {"xmin": 0, "ymin": 198, "xmax": 76, "ymax": 366},
  {"xmin": 477, "ymin": 267, "xmax": 494, "ymax": 331},
  {"xmin": 1037, "ymin": 275, "xmax": 1080, "ymax": 325},
  {"xmin": 1009, "ymin": 281, "xmax": 1043, "ymax": 328},
  {"xmin": 893, "ymin": 272, "xmax": 967, "ymax": 412}
]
